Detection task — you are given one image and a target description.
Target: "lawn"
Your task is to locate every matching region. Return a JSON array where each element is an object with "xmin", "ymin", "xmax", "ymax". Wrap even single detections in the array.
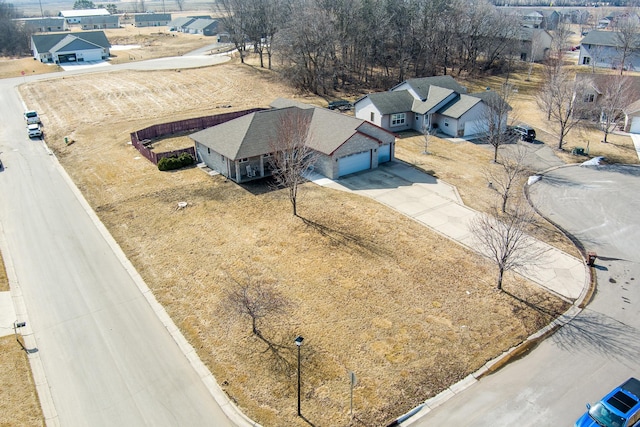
[{"xmin": 15, "ymin": 59, "xmax": 573, "ymax": 426}]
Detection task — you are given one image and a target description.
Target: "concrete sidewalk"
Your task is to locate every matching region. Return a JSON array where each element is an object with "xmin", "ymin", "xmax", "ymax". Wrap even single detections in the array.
[{"xmin": 308, "ymin": 161, "xmax": 587, "ymax": 301}]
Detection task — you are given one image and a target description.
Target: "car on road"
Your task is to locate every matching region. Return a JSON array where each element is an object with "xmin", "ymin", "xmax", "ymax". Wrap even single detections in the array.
[
  {"xmin": 575, "ymin": 377, "xmax": 640, "ymax": 427},
  {"xmin": 24, "ymin": 110, "xmax": 41, "ymax": 124},
  {"xmin": 511, "ymin": 124, "xmax": 536, "ymax": 142},
  {"xmin": 27, "ymin": 123, "xmax": 42, "ymax": 138}
]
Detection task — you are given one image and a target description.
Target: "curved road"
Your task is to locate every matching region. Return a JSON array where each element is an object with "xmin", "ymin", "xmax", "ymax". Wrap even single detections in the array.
[
  {"xmin": 409, "ymin": 164, "xmax": 640, "ymax": 426},
  {"xmin": 0, "ymin": 54, "xmax": 242, "ymax": 425}
]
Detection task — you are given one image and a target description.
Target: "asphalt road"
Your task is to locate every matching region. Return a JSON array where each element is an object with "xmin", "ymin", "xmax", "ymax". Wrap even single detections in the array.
[
  {"xmin": 0, "ymin": 55, "xmax": 236, "ymax": 425},
  {"xmin": 408, "ymin": 164, "xmax": 640, "ymax": 426}
]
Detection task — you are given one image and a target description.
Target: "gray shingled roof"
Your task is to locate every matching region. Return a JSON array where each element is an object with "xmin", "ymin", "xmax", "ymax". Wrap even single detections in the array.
[
  {"xmin": 134, "ymin": 13, "xmax": 171, "ymax": 22},
  {"xmin": 366, "ymin": 91, "xmax": 414, "ymax": 115},
  {"xmin": 412, "ymin": 86, "xmax": 455, "ymax": 114},
  {"xmin": 186, "ymin": 18, "xmax": 218, "ymax": 31},
  {"xmin": 190, "ymin": 106, "xmax": 372, "ymax": 159},
  {"xmin": 581, "ymin": 30, "xmax": 637, "ymax": 48},
  {"xmin": 401, "ymin": 76, "xmax": 467, "ymax": 99},
  {"xmin": 169, "ymin": 17, "xmax": 195, "ymax": 28},
  {"xmin": 32, "ymin": 31, "xmax": 110, "ymax": 52},
  {"xmin": 438, "ymin": 94, "xmax": 481, "ymax": 119},
  {"xmin": 626, "ymin": 99, "xmax": 640, "ymax": 115},
  {"xmin": 469, "ymin": 90, "xmax": 512, "ymax": 111}
]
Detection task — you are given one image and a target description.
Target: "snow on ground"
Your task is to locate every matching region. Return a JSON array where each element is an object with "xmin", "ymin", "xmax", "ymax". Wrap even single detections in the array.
[{"xmin": 110, "ymin": 45, "xmax": 142, "ymax": 51}]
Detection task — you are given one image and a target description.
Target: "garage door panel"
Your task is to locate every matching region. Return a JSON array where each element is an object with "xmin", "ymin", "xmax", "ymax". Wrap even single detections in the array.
[
  {"xmin": 631, "ymin": 117, "xmax": 640, "ymax": 134},
  {"xmin": 378, "ymin": 145, "xmax": 391, "ymax": 163},
  {"xmin": 464, "ymin": 120, "xmax": 486, "ymax": 137},
  {"xmin": 338, "ymin": 151, "xmax": 371, "ymax": 177}
]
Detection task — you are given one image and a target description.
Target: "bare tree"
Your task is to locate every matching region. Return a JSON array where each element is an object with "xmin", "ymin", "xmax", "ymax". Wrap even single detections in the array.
[
  {"xmin": 217, "ymin": 0, "xmax": 249, "ymax": 64},
  {"xmin": 421, "ymin": 124, "xmax": 431, "ymax": 154},
  {"xmin": 481, "ymin": 83, "xmax": 514, "ymax": 163},
  {"xmin": 174, "ymin": 0, "xmax": 184, "ymax": 11},
  {"xmin": 485, "ymin": 144, "xmax": 528, "ymax": 213},
  {"xmin": 225, "ymin": 276, "xmax": 289, "ymax": 338},
  {"xmin": 536, "ymin": 69, "xmax": 588, "ymax": 150},
  {"xmin": 268, "ymin": 108, "xmax": 317, "ymax": 217},
  {"xmin": 470, "ymin": 202, "xmax": 547, "ymax": 291},
  {"xmin": 614, "ymin": 10, "xmax": 640, "ymax": 75},
  {"xmin": 592, "ymin": 75, "xmax": 640, "ymax": 143}
]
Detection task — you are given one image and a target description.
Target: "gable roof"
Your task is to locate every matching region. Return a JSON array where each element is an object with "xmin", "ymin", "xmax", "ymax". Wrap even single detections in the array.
[
  {"xmin": 625, "ymin": 99, "xmax": 640, "ymax": 115},
  {"xmin": 31, "ymin": 31, "xmax": 110, "ymax": 52},
  {"xmin": 469, "ymin": 90, "xmax": 512, "ymax": 111},
  {"xmin": 169, "ymin": 17, "xmax": 196, "ymax": 28},
  {"xmin": 50, "ymin": 35, "xmax": 103, "ymax": 53},
  {"xmin": 191, "ymin": 105, "xmax": 388, "ymax": 160},
  {"xmin": 82, "ymin": 15, "xmax": 119, "ymax": 25},
  {"xmin": 366, "ymin": 91, "xmax": 414, "ymax": 115},
  {"xmin": 398, "ymin": 75, "xmax": 467, "ymax": 99},
  {"xmin": 581, "ymin": 30, "xmax": 639, "ymax": 48},
  {"xmin": 186, "ymin": 18, "xmax": 219, "ymax": 31},
  {"xmin": 438, "ymin": 94, "xmax": 482, "ymax": 119},
  {"xmin": 412, "ymin": 86, "xmax": 455, "ymax": 115},
  {"xmin": 134, "ymin": 13, "xmax": 171, "ymax": 22}
]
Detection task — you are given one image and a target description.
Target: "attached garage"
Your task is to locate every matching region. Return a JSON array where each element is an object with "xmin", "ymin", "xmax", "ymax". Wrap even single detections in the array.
[
  {"xmin": 630, "ymin": 117, "xmax": 640, "ymax": 134},
  {"xmin": 378, "ymin": 144, "xmax": 391, "ymax": 163},
  {"xmin": 463, "ymin": 119, "xmax": 487, "ymax": 137},
  {"xmin": 338, "ymin": 151, "xmax": 371, "ymax": 177}
]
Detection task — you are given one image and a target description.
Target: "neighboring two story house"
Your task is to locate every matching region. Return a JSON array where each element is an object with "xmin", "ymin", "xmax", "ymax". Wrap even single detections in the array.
[{"xmin": 579, "ymin": 30, "xmax": 640, "ymax": 71}]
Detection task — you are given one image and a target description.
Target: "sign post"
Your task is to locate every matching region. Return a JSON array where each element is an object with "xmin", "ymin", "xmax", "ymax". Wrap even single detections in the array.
[{"xmin": 349, "ymin": 371, "xmax": 357, "ymax": 418}]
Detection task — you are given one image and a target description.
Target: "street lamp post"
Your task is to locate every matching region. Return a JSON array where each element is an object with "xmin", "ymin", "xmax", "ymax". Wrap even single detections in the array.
[{"xmin": 294, "ymin": 335, "xmax": 304, "ymax": 416}]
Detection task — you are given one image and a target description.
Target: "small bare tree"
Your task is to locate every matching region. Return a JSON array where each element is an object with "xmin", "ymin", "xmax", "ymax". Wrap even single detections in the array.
[
  {"xmin": 268, "ymin": 108, "xmax": 317, "ymax": 217},
  {"xmin": 421, "ymin": 124, "xmax": 431, "ymax": 154},
  {"xmin": 594, "ymin": 75, "xmax": 640, "ymax": 143},
  {"xmin": 614, "ymin": 10, "xmax": 640, "ymax": 75},
  {"xmin": 470, "ymin": 202, "xmax": 547, "ymax": 291},
  {"xmin": 225, "ymin": 276, "xmax": 289, "ymax": 338},
  {"xmin": 481, "ymin": 83, "xmax": 514, "ymax": 163},
  {"xmin": 485, "ymin": 144, "xmax": 528, "ymax": 213}
]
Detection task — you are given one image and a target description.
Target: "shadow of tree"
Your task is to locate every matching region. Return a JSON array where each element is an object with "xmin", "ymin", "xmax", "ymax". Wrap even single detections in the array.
[
  {"xmin": 299, "ymin": 216, "xmax": 388, "ymax": 258},
  {"xmin": 551, "ymin": 309, "xmax": 640, "ymax": 363}
]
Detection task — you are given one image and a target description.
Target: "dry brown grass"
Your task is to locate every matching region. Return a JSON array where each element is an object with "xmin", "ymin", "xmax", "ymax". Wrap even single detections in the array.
[
  {"xmin": 0, "ymin": 252, "xmax": 8, "ymax": 292},
  {"xmin": 15, "ymin": 61, "xmax": 572, "ymax": 426},
  {"xmin": 0, "ymin": 58, "xmax": 61, "ymax": 80}
]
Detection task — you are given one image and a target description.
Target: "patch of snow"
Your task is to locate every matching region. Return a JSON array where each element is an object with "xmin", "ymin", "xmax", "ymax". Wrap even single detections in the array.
[
  {"xmin": 528, "ymin": 175, "xmax": 542, "ymax": 185},
  {"xmin": 110, "ymin": 45, "xmax": 142, "ymax": 51},
  {"xmin": 581, "ymin": 156, "xmax": 605, "ymax": 166}
]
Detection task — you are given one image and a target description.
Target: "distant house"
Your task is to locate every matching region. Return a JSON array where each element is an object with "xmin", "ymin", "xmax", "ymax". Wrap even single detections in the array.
[
  {"xmin": 184, "ymin": 18, "xmax": 220, "ymax": 36},
  {"xmin": 134, "ymin": 13, "xmax": 171, "ymax": 27},
  {"xmin": 579, "ymin": 30, "xmax": 640, "ymax": 71},
  {"xmin": 191, "ymin": 99, "xmax": 396, "ymax": 182},
  {"xmin": 355, "ymin": 75, "xmax": 509, "ymax": 138},
  {"xmin": 514, "ymin": 28, "xmax": 552, "ymax": 62},
  {"xmin": 575, "ymin": 73, "xmax": 640, "ymax": 131},
  {"xmin": 16, "ymin": 17, "xmax": 69, "ymax": 32},
  {"xmin": 168, "ymin": 17, "xmax": 196, "ymax": 32},
  {"xmin": 31, "ymin": 31, "xmax": 110, "ymax": 63},
  {"xmin": 59, "ymin": 9, "xmax": 110, "ymax": 24},
  {"xmin": 522, "ymin": 11, "xmax": 543, "ymax": 28},
  {"xmin": 81, "ymin": 15, "xmax": 119, "ymax": 30}
]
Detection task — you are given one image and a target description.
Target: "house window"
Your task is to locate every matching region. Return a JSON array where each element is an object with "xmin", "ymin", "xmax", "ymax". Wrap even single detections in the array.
[
  {"xmin": 391, "ymin": 113, "xmax": 406, "ymax": 127},
  {"xmin": 444, "ymin": 119, "xmax": 449, "ymax": 127},
  {"xmin": 584, "ymin": 93, "xmax": 595, "ymax": 103},
  {"xmin": 263, "ymin": 153, "xmax": 272, "ymax": 158},
  {"xmin": 207, "ymin": 147, "xmax": 210, "ymax": 154},
  {"xmin": 239, "ymin": 158, "xmax": 249, "ymax": 163},
  {"xmin": 370, "ymin": 112, "xmax": 375, "ymax": 122},
  {"xmin": 583, "ymin": 57, "xmax": 591, "ymax": 65},
  {"xmin": 415, "ymin": 114, "xmax": 420, "ymax": 121}
]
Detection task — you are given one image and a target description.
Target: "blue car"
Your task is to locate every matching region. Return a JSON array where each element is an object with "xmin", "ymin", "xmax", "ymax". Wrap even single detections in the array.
[{"xmin": 576, "ymin": 378, "xmax": 640, "ymax": 427}]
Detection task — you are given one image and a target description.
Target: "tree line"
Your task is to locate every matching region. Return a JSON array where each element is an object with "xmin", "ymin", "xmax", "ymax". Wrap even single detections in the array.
[
  {"xmin": 218, "ymin": 0, "xmax": 528, "ymax": 95},
  {"xmin": 0, "ymin": 1, "xmax": 33, "ymax": 56}
]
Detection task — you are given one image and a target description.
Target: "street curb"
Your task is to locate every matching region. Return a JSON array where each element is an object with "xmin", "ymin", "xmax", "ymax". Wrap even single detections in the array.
[{"xmin": 390, "ymin": 167, "xmax": 596, "ymax": 427}]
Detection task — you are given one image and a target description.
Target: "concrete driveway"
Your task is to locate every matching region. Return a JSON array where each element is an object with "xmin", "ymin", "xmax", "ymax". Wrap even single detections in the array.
[{"xmin": 310, "ymin": 160, "xmax": 586, "ymax": 301}]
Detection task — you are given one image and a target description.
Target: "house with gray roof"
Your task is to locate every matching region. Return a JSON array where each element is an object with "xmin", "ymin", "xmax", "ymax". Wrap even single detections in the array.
[
  {"xmin": 190, "ymin": 99, "xmax": 396, "ymax": 182},
  {"xmin": 59, "ymin": 9, "xmax": 110, "ymax": 24},
  {"xmin": 81, "ymin": 15, "xmax": 119, "ymax": 30},
  {"xmin": 355, "ymin": 76, "xmax": 505, "ymax": 138},
  {"xmin": 168, "ymin": 17, "xmax": 196, "ymax": 31},
  {"xmin": 184, "ymin": 18, "xmax": 220, "ymax": 36},
  {"xmin": 579, "ymin": 30, "xmax": 640, "ymax": 71},
  {"xmin": 31, "ymin": 31, "xmax": 110, "ymax": 63},
  {"xmin": 624, "ymin": 99, "xmax": 640, "ymax": 134},
  {"xmin": 16, "ymin": 17, "xmax": 68, "ymax": 32},
  {"xmin": 134, "ymin": 13, "xmax": 171, "ymax": 27}
]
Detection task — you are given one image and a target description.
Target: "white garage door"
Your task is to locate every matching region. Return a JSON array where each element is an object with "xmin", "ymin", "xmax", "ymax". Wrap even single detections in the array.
[
  {"xmin": 464, "ymin": 120, "xmax": 487, "ymax": 137},
  {"xmin": 631, "ymin": 117, "xmax": 640, "ymax": 134},
  {"xmin": 378, "ymin": 144, "xmax": 391, "ymax": 163},
  {"xmin": 338, "ymin": 151, "xmax": 371, "ymax": 177}
]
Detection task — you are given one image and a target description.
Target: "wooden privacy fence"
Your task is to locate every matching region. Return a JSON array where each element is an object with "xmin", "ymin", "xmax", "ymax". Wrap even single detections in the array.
[{"xmin": 130, "ymin": 108, "xmax": 266, "ymax": 165}]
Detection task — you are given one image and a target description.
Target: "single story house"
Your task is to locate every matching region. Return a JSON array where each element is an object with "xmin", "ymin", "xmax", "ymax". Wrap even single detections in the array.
[
  {"xmin": 355, "ymin": 75, "xmax": 508, "ymax": 138},
  {"xmin": 134, "ymin": 13, "xmax": 172, "ymax": 27},
  {"xmin": 579, "ymin": 30, "xmax": 640, "ymax": 71},
  {"xmin": 168, "ymin": 17, "xmax": 196, "ymax": 32},
  {"xmin": 59, "ymin": 9, "xmax": 110, "ymax": 24},
  {"xmin": 31, "ymin": 31, "xmax": 110, "ymax": 63},
  {"xmin": 81, "ymin": 15, "xmax": 119, "ymax": 30},
  {"xmin": 16, "ymin": 17, "xmax": 69, "ymax": 32},
  {"xmin": 183, "ymin": 18, "xmax": 220, "ymax": 36},
  {"xmin": 624, "ymin": 100, "xmax": 640, "ymax": 134},
  {"xmin": 190, "ymin": 99, "xmax": 396, "ymax": 182}
]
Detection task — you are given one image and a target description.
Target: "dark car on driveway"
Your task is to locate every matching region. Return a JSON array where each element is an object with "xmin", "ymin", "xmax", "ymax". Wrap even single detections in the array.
[
  {"xmin": 575, "ymin": 377, "xmax": 640, "ymax": 427},
  {"xmin": 511, "ymin": 124, "xmax": 536, "ymax": 142},
  {"xmin": 328, "ymin": 100, "xmax": 352, "ymax": 111}
]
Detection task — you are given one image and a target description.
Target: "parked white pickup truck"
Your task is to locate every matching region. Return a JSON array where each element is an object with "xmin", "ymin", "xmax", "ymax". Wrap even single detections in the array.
[{"xmin": 24, "ymin": 110, "xmax": 41, "ymax": 124}]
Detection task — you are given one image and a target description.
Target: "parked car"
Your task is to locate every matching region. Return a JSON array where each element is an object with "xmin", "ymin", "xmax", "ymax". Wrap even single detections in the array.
[
  {"xmin": 27, "ymin": 123, "xmax": 42, "ymax": 138},
  {"xmin": 328, "ymin": 100, "xmax": 352, "ymax": 111},
  {"xmin": 24, "ymin": 110, "xmax": 41, "ymax": 124},
  {"xmin": 575, "ymin": 377, "xmax": 640, "ymax": 427},
  {"xmin": 511, "ymin": 124, "xmax": 536, "ymax": 142}
]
